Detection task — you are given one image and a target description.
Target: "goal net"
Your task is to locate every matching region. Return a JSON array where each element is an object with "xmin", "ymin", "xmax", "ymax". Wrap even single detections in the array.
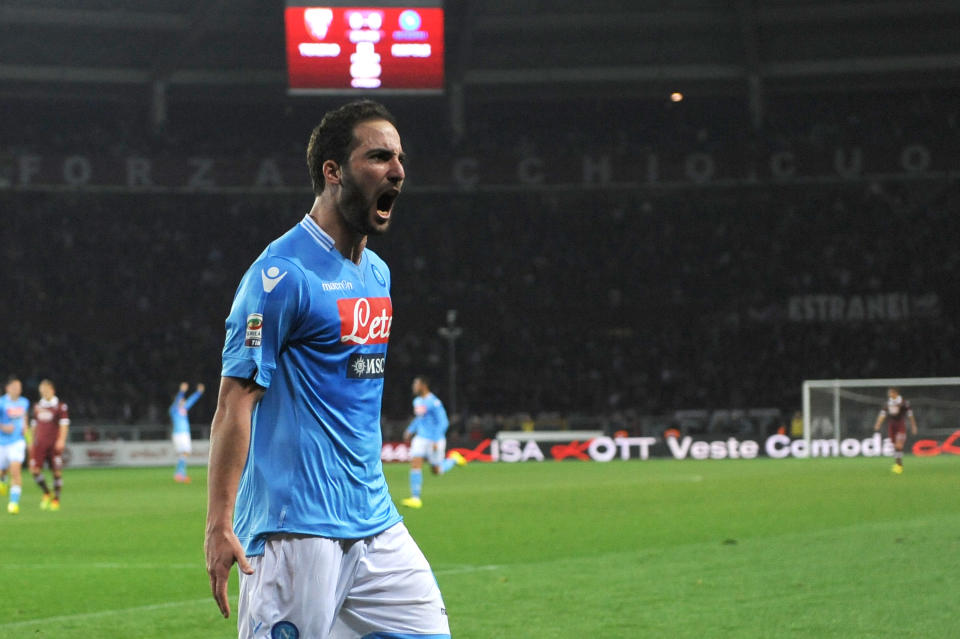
[{"xmin": 802, "ymin": 377, "xmax": 960, "ymax": 445}]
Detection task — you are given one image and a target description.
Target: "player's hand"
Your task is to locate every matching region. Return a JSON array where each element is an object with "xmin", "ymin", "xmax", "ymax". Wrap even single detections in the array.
[
  {"xmin": 180, "ymin": 382, "xmax": 189, "ymax": 392},
  {"xmin": 402, "ymin": 431, "xmax": 412, "ymax": 444},
  {"xmin": 204, "ymin": 524, "xmax": 254, "ymax": 618}
]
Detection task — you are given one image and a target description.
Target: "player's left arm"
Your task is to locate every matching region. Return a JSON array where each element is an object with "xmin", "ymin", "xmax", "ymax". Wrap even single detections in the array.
[
  {"xmin": 55, "ymin": 404, "xmax": 70, "ymax": 453},
  {"xmin": 184, "ymin": 387, "xmax": 204, "ymax": 411},
  {"xmin": 908, "ymin": 411, "xmax": 918, "ymax": 436}
]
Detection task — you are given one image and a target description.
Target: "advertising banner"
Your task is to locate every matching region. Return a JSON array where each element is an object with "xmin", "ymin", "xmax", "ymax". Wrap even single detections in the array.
[{"xmin": 381, "ymin": 430, "xmax": 960, "ymax": 463}]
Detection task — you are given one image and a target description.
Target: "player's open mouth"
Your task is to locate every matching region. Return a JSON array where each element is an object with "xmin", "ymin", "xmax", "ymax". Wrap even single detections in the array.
[{"xmin": 376, "ymin": 190, "xmax": 399, "ymax": 219}]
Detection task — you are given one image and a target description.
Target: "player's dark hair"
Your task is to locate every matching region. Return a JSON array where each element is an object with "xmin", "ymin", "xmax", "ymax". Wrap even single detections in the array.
[
  {"xmin": 5, "ymin": 375, "xmax": 19, "ymax": 384},
  {"xmin": 40, "ymin": 378, "xmax": 55, "ymax": 388},
  {"xmin": 307, "ymin": 100, "xmax": 398, "ymax": 196},
  {"xmin": 414, "ymin": 375, "xmax": 430, "ymax": 388}
]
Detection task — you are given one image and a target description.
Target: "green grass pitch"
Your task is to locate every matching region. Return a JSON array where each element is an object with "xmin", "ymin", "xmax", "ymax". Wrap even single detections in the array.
[{"xmin": 0, "ymin": 456, "xmax": 957, "ymax": 638}]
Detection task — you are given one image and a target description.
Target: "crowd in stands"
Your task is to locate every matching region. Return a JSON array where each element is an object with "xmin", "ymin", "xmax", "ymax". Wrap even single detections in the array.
[{"xmin": 2, "ymin": 90, "xmax": 958, "ymax": 438}]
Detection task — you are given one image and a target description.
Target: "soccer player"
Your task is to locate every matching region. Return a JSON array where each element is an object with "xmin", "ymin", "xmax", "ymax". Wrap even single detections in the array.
[
  {"xmin": 170, "ymin": 381, "xmax": 204, "ymax": 483},
  {"xmin": 204, "ymin": 100, "xmax": 450, "ymax": 638},
  {"xmin": 401, "ymin": 375, "xmax": 466, "ymax": 509},
  {"xmin": 29, "ymin": 379, "xmax": 70, "ymax": 510},
  {"xmin": 0, "ymin": 376, "xmax": 30, "ymax": 514},
  {"xmin": 873, "ymin": 387, "xmax": 918, "ymax": 474}
]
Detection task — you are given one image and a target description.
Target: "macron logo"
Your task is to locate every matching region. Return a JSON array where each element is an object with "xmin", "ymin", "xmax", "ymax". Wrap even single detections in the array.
[{"xmin": 261, "ymin": 266, "xmax": 287, "ymax": 293}]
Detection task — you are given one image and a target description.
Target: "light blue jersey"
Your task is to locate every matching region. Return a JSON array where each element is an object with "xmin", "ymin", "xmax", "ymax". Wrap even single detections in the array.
[
  {"xmin": 169, "ymin": 390, "xmax": 202, "ymax": 435},
  {"xmin": 0, "ymin": 395, "xmax": 29, "ymax": 445},
  {"xmin": 222, "ymin": 215, "xmax": 401, "ymax": 555},
  {"xmin": 407, "ymin": 393, "xmax": 449, "ymax": 442}
]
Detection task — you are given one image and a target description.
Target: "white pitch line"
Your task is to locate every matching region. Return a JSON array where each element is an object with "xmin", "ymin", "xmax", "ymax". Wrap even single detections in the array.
[
  {"xmin": 0, "ymin": 598, "xmax": 210, "ymax": 629},
  {"xmin": 0, "ymin": 562, "xmax": 199, "ymax": 571},
  {"xmin": 434, "ymin": 564, "xmax": 500, "ymax": 576},
  {"xmin": 1, "ymin": 565, "xmax": 502, "ymax": 629}
]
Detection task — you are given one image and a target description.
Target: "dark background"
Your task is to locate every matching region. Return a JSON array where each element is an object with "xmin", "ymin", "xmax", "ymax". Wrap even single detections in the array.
[{"xmin": 1, "ymin": 1, "xmax": 958, "ymax": 438}]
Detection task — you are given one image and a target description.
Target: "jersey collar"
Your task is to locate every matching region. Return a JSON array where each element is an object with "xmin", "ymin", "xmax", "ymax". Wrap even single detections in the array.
[{"xmin": 299, "ymin": 214, "xmax": 335, "ymax": 252}]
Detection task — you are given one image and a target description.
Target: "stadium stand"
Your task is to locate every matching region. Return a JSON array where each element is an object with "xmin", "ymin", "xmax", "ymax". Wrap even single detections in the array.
[{"xmin": 2, "ymin": 89, "xmax": 958, "ymax": 442}]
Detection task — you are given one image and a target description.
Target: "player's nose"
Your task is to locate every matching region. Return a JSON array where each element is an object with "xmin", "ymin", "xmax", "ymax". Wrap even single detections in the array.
[{"xmin": 387, "ymin": 156, "xmax": 405, "ymax": 183}]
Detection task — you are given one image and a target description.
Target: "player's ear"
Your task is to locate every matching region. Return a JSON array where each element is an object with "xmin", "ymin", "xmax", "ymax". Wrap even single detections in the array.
[{"xmin": 322, "ymin": 160, "xmax": 342, "ymax": 186}]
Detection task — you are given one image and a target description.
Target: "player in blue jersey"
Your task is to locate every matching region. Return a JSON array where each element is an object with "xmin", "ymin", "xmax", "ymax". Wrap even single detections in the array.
[
  {"xmin": 170, "ymin": 381, "xmax": 204, "ymax": 483},
  {"xmin": 0, "ymin": 376, "xmax": 30, "ymax": 514},
  {"xmin": 401, "ymin": 376, "xmax": 466, "ymax": 509},
  {"xmin": 204, "ymin": 100, "xmax": 450, "ymax": 639}
]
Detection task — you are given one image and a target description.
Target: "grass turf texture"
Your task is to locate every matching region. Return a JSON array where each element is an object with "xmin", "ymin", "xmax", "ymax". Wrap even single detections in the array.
[{"xmin": 0, "ymin": 457, "xmax": 956, "ymax": 638}]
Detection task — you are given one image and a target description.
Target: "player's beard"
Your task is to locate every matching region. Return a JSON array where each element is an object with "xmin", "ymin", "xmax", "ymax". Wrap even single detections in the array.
[{"xmin": 338, "ymin": 169, "xmax": 391, "ymax": 236}]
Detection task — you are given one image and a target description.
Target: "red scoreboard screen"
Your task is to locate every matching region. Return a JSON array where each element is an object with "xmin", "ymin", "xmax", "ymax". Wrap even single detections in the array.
[{"xmin": 285, "ymin": 2, "xmax": 444, "ymax": 94}]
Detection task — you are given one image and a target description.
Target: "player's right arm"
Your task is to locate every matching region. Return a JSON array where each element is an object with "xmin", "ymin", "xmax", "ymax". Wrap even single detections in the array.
[
  {"xmin": 204, "ymin": 375, "xmax": 263, "ymax": 619},
  {"xmin": 872, "ymin": 410, "xmax": 886, "ymax": 431}
]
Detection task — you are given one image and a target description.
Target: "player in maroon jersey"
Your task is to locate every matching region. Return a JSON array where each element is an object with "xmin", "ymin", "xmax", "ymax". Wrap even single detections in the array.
[
  {"xmin": 872, "ymin": 387, "xmax": 918, "ymax": 474},
  {"xmin": 29, "ymin": 379, "xmax": 70, "ymax": 510}
]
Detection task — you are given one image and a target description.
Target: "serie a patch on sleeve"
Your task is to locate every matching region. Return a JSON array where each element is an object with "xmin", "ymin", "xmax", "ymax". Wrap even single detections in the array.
[{"xmin": 245, "ymin": 313, "xmax": 264, "ymax": 347}]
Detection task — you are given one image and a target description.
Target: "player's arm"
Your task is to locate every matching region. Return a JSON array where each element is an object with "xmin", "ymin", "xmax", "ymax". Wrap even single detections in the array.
[
  {"xmin": 21, "ymin": 412, "xmax": 31, "ymax": 444},
  {"xmin": 908, "ymin": 412, "xmax": 918, "ymax": 435},
  {"xmin": 403, "ymin": 420, "xmax": 417, "ymax": 443},
  {"xmin": 872, "ymin": 411, "xmax": 886, "ymax": 431},
  {"xmin": 204, "ymin": 376, "xmax": 263, "ymax": 619},
  {"xmin": 55, "ymin": 423, "xmax": 69, "ymax": 453},
  {"xmin": 184, "ymin": 388, "xmax": 204, "ymax": 410},
  {"xmin": 55, "ymin": 405, "xmax": 70, "ymax": 453}
]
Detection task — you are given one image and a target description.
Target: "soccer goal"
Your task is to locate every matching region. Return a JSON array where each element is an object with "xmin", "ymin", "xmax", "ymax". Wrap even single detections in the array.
[{"xmin": 802, "ymin": 377, "xmax": 960, "ymax": 445}]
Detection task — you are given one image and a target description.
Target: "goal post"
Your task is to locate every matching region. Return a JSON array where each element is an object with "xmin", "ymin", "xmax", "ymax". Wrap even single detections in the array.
[{"xmin": 802, "ymin": 377, "xmax": 960, "ymax": 447}]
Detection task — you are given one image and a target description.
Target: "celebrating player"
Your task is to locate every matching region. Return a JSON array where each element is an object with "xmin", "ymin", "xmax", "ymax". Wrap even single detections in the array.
[
  {"xmin": 873, "ymin": 386, "xmax": 918, "ymax": 474},
  {"xmin": 0, "ymin": 376, "xmax": 30, "ymax": 514},
  {"xmin": 204, "ymin": 100, "xmax": 450, "ymax": 638},
  {"xmin": 401, "ymin": 375, "xmax": 466, "ymax": 509},
  {"xmin": 170, "ymin": 381, "xmax": 204, "ymax": 483},
  {"xmin": 29, "ymin": 379, "xmax": 70, "ymax": 510}
]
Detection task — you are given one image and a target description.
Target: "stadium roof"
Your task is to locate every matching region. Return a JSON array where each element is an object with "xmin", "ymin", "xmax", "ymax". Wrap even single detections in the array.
[{"xmin": 1, "ymin": 0, "xmax": 959, "ymax": 105}]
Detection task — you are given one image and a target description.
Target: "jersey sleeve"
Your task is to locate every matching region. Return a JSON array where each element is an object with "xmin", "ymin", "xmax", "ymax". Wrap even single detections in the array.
[
  {"xmin": 407, "ymin": 397, "xmax": 426, "ymax": 434},
  {"xmin": 184, "ymin": 390, "xmax": 203, "ymax": 411},
  {"xmin": 222, "ymin": 256, "xmax": 306, "ymax": 389}
]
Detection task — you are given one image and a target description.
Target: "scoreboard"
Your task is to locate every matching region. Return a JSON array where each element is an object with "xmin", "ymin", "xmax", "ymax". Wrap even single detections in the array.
[{"xmin": 285, "ymin": 2, "xmax": 444, "ymax": 94}]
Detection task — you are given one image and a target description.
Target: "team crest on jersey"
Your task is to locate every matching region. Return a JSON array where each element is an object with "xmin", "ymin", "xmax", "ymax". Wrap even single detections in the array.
[
  {"xmin": 371, "ymin": 264, "xmax": 386, "ymax": 287},
  {"xmin": 270, "ymin": 621, "xmax": 299, "ymax": 639},
  {"xmin": 245, "ymin": 313, "xmax": 263, "ymax": 347},
  {"xmin": 347, "ymin": 353, "xmax": 386, "ymax": 379},
  {"xmin": 338, "ymin": 297, "xmax": 392, "ymax": 345}
]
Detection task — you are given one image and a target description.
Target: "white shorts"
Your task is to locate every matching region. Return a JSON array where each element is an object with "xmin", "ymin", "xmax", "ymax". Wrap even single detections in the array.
[
  {"xmin": 410, "ymin": 436, "xmax": 447, "ymax": 468},
  {"xmin": 0, "ymin": 440, "xmax": 26, "ymax": 470},
  {"xmin": 238, "ymin": 522, "xmax": 450, "ymax": 639},
  {"xmin": 172, "ymin": 432, "xmax": 192, "ymax": 455}
]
